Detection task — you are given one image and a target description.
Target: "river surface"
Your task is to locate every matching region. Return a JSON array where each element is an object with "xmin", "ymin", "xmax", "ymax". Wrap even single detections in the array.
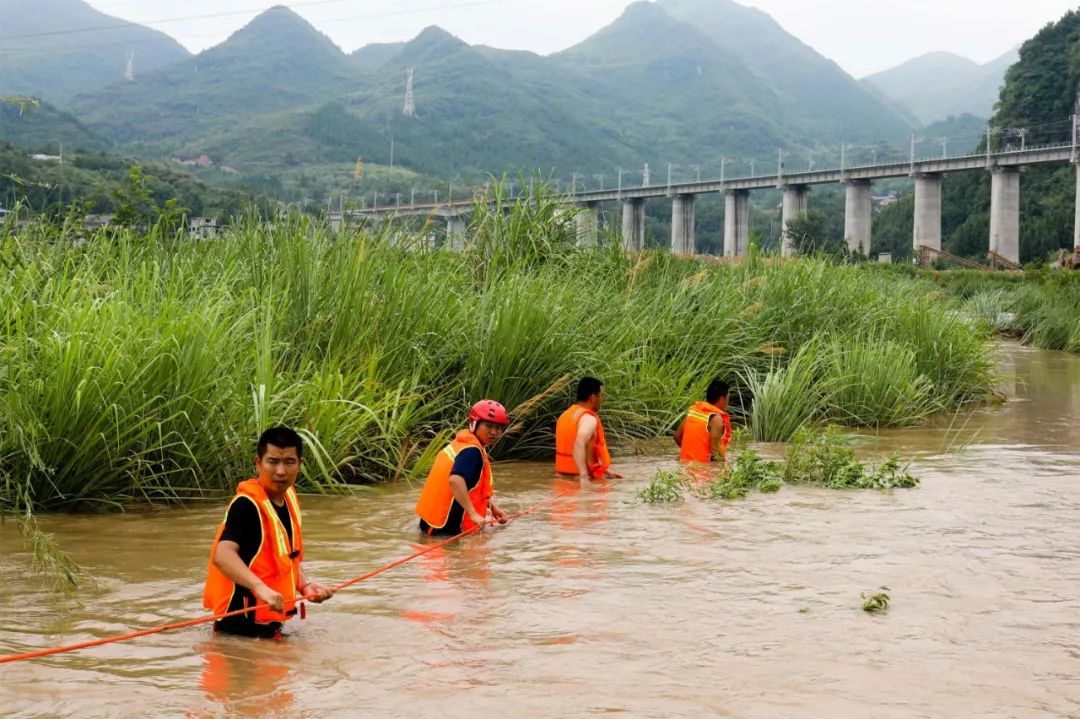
[{"xmin": 2, "ymin": 344, "xmax": 1078, "ymax": 718}]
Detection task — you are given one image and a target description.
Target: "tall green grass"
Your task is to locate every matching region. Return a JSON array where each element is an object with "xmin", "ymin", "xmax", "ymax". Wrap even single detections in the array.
[{"xmin": 0, "ymin": 195, "xmax": 995, "ymax": 512}]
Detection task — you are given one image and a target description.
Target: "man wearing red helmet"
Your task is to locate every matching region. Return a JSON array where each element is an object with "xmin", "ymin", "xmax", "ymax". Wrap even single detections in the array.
[{"xmin": 415, "ymin": 400, "xmax": 509, "ymax": 536}]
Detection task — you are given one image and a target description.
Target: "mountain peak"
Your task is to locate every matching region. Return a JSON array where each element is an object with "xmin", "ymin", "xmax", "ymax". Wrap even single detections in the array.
[
  {"xmin": 391, "ymin": 25, "xmax": 470, "ymax": 65},
  {"xmin": 412, "ymin": 25, "xmax": 467, "ymax": 47},
  {"xmin": 219, "ymin": 5, "xmax": 344, "ymax": 55}
]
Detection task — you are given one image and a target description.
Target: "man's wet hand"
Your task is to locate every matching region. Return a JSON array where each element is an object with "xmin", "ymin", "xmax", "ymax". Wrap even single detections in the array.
[
  {"xmin": 302, "ymin": 582, "xmax": 334, "ymax": 603},
  {"xmin": 253, "ymin": 582, "xmax": 284, "ymax": 613}
]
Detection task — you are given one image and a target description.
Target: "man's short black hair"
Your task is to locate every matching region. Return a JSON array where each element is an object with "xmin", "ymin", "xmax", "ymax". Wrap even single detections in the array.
[
  {"xmin": 257, "ymin": 426, "xmax": 303, "ymax": 459},
  {"xmin": 576, "ymin": 376, "xmax": 603, "ymax": 402},
  {"xmin": 706, "ymin": 379, "xmax": 730, "ymax": 405}
]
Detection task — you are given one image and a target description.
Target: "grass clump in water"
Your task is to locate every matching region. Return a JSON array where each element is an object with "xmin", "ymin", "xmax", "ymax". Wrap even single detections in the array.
[
  {"xmin": 697, "ymin": 449, "xmax": 784, "ymax": 499},
  {"xmin": 637, "ymin": 469, "xmax": 688, "ymax": 503},
  {"xmin": 783, "ymin": 429, "xmax": 919, "ymax": 490},
  {"xmin": 862, "ymin": 587, "xmax": 891, "ymax": 614}
]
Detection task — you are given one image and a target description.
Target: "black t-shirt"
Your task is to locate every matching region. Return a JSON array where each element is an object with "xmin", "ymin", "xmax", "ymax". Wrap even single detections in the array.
[
  {"xmin": 418, "ymin": 446, "xmax": 484, "ymax": 536},
  {"xmin": 219, "ymin": 496, "xmax": 293, "ymax": 565},
  {"xmin": 214, "ymin": 495, "xmax": 295, "ymax": 638}
]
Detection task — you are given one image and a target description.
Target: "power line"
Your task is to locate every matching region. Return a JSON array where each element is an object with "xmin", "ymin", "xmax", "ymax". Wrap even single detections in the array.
[{"xmin": 0, "ymin": 0, "xmax": 509, "ymax": 43}]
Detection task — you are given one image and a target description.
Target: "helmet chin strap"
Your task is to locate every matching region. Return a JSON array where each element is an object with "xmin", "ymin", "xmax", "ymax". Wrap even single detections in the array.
[{"xmin": 469, "ymin": 420, "xmax": 479, "ymax": 433}]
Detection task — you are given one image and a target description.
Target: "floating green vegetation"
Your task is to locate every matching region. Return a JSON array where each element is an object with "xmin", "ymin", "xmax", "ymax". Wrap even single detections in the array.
[
  {"xmin": 690, "ymin": 449, "xmax": 784, "ymax": 500},
  {"xmin": 640, "ymin": 431, "xmax": 918, "ymax": 504},
  {"xmin": 862, "ymin": 587, "xmax": 891, "ymax": 614},
  {"xmin": 783, "ymin": 429, "xmax": 919, "ymax": 490},
  {"xmin": 637, "ymin": 469, "xmax": 687, "ymax": 503}
]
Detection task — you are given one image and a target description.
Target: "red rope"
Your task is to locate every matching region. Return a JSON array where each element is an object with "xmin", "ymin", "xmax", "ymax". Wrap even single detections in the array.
[{"xmin": 0, "ymin": 493, "xmax": 562, "ymax": 665}]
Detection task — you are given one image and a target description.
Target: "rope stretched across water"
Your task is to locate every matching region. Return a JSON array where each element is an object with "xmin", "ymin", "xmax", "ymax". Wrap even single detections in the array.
[{"xmin": 0, "ymin": 493, "xmax": 563, "ymax": 665}]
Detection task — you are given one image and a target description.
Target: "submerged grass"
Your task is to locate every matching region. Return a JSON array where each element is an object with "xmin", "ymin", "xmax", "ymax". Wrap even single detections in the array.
[
  {"xmin": 640, "ymin": 430, "xmax": 918, "ymax": 504},
  {"xmin": 2, "ymin": 192, "xmax": 991, "ymax": 513}
]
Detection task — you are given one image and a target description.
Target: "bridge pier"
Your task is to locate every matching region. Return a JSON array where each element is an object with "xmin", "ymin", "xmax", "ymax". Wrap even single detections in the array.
[
  {"xmin": 724, "ymin": 189, "xmax": 750, "ymax": 257},
  {"xmin": 621, "ymin": 198, "xmax": 646, "ymax": 252},
  {"xmin": 575, "ymin": 202, "xmax": 599, "ymax": 247},
  {"xmin": 781, "ymin": 184, "xmax": 809, "ymax": 257},
  {"xmin": 913, "ymin": 173, "xmax": 942, "ymax": 255},
  {"xmin": 446, "ymin": 216, "xmax": 466, "ymax": 251},
  {"xmin": 843, "ymin": 179, "xmax": 872, "ymax": 256},
  {"xmin": 989, "ymin": 167, "xmax": 1020, "ymax": 264},
  {"xmin": 671, "ymin": 194, "xmax": 696, "ymax": 256}
]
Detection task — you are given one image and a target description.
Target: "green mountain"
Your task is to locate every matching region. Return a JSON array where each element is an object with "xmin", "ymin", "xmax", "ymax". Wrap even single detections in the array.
[
  {"xmin": 339, "ymin": 26, "xmax": 636, "ymax": 174},
  {"xmin": 863, "ymin": 48, "xmax": 1019, "ymax": 125},
  {"xmin": 66, "ymin": 0, "xmax": 916, "ymax": 197},
  {"xmin": 0, "ymin": 99, "xmax": 109, "ymax": 152},
  {"xmin": 551, "ymin": 1, "xmax": 790, "ymax": 162},
  {"xmin": 0, "ymin": 0, "xmax": 190, "ymax": 103},
  {"xmin": 350, "ymin": 42, "xmax": 405, "ymax": 70},
  {"xmin": 657, "ymin": 0, "xmax": 913, "ymax": 143},
  {"xmin": 71, "ymin": 6, "xmax": 359, "ymax": 146}
]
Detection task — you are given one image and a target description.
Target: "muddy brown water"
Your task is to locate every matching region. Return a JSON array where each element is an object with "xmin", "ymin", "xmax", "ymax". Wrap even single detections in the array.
[{"xmin": 2, "ymin": 344, "xmax": 1078, "ymax": 718}]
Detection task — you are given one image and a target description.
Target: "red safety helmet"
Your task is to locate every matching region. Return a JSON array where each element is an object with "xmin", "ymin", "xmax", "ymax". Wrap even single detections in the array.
[{"xmin": 469, "ymin": 399, "xmax": 509, "ymax": 425}]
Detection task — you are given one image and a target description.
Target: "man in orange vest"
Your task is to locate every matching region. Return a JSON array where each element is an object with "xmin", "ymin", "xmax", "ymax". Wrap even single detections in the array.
[
  {"xmin": 204, "ymin": 426, "xmax": 334, "ymax": 638},
  {"xmin": 555, "ymin": 377, "xmax": 623, "ymax": 486},
  {"xmin": 674, "ymin": 379, "xmax": 732, "ymax": 464},
  {"xmin": 415, "ymin": 400, "xmax": 509, "ymax": 536}
]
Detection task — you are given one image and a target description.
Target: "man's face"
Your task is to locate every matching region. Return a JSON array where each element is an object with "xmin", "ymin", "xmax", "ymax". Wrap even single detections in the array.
[
  {"xmin": 474, "ymin": 421, "xmax": 506, "ymax": 446},
  {"xmin": 716, "ymin": 394, "xmax": 729, "ymax": 411},
  {"xmin": 256, "ymin": 444, "xmax": 302, "ymax": 500},
  {"xmin": 593, "ymin": 387, "xmax": 605, "ymax": 409}
]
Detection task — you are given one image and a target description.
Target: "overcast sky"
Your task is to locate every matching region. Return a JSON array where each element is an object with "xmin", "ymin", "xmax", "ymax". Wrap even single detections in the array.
[{"xmin": 84, "ymin": 0, "xmax": 1077, "ymax": 77}]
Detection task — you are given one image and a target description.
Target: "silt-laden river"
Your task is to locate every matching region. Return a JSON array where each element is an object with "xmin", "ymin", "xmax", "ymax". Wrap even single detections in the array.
[{"xmin": 1, "ymin": 344, "xmax": 1078, "ymax": 717}]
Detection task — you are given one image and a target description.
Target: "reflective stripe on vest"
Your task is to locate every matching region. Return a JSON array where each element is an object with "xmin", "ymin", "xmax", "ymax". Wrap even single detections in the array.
[
  {"xmin": 679, "ymin": 402, "xmax": 729, "ymax": 464},
  {"xmin": 203, "ymin": 479, "xmax": 304, "ymax": 625},
  {"xmin": 415, "ymin": 430, "xmax": 492, "ymax": 531}
]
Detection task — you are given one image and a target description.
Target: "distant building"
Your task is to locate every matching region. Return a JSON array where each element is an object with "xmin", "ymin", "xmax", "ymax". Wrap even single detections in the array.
[
  {"xmin": 30, "ymin": 153, "xmax": 62, "ymax": 163},
  {"xmin": 188, "ymin": 216, "xmax": 221, "ymax": 239},
  {"xmin": 83, "ymin": 214, "xmax": 115, "ymax": 231},
  {"xmin": 172, "ymin": 154, "xmax": 214, "ymax": 168},
  {"xmin": 872, "ymin": 192, "xmax": 900, "ymax": 208},
  {"xmin": 220, "ymin": 165, "xmax": 239, "ymax": 174}
]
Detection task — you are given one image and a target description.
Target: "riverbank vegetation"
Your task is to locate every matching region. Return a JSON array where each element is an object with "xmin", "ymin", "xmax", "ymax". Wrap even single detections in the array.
[
  {"xmin": 1, "ymin": 193, "xmax": 993, "ymax": 515},
  {"xmin": 871, "ymin": 266, "xmax": 1080, "ymax": 354}
]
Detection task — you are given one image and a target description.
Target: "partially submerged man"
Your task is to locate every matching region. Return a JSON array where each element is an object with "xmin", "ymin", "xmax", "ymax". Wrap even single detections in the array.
[
  {"xmin": 415, "ymin": 400, "xmax": 509, "ymax": 536},
  {"xmin": 204, "ymin": 426, "xmax": 334, "ymax": 639},
  {"xmin": 674, "ymin": 378, "xmax": 732, "ymax": 465},
  {"xmin": 555, "ymin": 377, "xmax": 622, "ymax": 486}
]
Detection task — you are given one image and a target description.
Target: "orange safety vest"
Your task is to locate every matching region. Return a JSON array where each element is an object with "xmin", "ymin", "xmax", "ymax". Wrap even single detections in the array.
[
  {"xmin": 678, "ymin": 401, "xmax": 731, "ymax": 463},
  {"xmin": 554, "ymin": 405, "xmax": 611, "ymax": 479},
  {"xmin": 203, "ymin": 479, "xmax": 303, "ymax": 626},
  {"xmin": 414, "ymin": 430, "xmax": 493, "ymax": 533}
]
